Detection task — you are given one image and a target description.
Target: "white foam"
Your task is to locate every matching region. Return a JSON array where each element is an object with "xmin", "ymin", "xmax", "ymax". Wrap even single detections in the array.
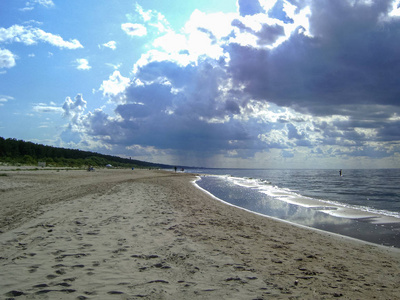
[
  {"xmin": 192, "ymin": 178, "xmax": 400, "ymax": 250},
  {"xmin": 208, "ymin": 174, "xmax": 400, "ymax": 224}
]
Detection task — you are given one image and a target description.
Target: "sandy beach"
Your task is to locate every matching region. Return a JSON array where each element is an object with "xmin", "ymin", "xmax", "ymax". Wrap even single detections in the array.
[{"xmin": 0, "ymin": 168, "xmax": 399, "ymax": 299}]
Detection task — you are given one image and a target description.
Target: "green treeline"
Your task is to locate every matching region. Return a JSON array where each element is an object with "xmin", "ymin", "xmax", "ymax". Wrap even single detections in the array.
[{"xmin": 0, "ymin": 137, "xmax": 169, "ymax": 169}]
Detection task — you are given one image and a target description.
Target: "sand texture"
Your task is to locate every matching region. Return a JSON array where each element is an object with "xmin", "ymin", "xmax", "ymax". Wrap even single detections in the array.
[{"xmin": 0, "ymin": 168, "xmax": 399, "ymax": 299}]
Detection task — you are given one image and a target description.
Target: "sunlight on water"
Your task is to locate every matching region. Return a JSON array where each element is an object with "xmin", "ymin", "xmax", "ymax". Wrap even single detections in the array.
[{"xmin": 191, "ymin": 169, "xmax": 400, "ymax": 248}]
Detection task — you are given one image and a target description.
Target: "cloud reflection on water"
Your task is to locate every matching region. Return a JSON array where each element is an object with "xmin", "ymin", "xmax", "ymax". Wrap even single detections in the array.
[{"xmin": 197, "ymin": 176, "xmax": 400, "ymax": 248}]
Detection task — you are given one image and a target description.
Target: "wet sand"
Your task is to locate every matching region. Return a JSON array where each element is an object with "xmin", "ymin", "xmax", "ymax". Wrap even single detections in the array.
[{"xmin": 0, "ymin": 168, "xmax": 399, "ymax": 299}]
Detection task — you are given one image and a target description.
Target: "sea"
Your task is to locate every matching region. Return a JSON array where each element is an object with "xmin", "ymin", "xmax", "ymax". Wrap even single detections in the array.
[{"xmin": 183, "ymin": 168, "xmax": 400, "ymax": 248}]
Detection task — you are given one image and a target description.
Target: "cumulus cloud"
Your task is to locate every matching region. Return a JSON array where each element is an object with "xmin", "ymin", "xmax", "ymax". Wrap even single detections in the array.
[
  {"xmin": 121, "ymin": 23, "xmax": 147, "ymax": 37},
  {"xmin": 73, "ymin": 58, "xmax": 267, "ymax": 160},
  {"xmin": 0, "ymin": 48, "xmax": 16, "ymax": 69},
  {"xmin": 60, "ymin": 95, "xmax": 89, "ymax": 146},
  {"xmin": 75, "ymin": 58, "xmax": 91, "ymax": 70},
  {"xmin": 100, "ymin": 71, "xmax": 130, "ymax": 98},
  {"xmin": 229, "ymin": 0, "xmax": 400, "ymax": 116},
  {"xmin": 62, "ymin": 94, "xmax": 87, "ymax": 120},
  {"xmin": 0, "ymin": 25, "xmax": 83, "ymax": 49},
  {"xmin": 65, "ymin": 0, "xmax": 400, "ymax": 167}
]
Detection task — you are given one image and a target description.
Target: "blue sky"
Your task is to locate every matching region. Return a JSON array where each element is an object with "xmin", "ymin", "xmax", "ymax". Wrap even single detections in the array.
[{"xmin": 1, "ymin": 0, "xmax": 400, "ymax": 168}]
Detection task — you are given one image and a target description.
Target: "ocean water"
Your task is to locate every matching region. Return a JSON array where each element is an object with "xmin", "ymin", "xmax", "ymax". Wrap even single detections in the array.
[{"xmin": 187, "ymin": 168, "xmax": 400, "ymax": 248}]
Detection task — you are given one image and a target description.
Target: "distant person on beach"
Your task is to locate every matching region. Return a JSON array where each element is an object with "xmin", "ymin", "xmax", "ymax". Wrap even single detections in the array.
[
  {"xmin": 339, "ymin": 169, "xmax": 342, "ymax": 176},
  {"xmin": 174, "ymin": 166, "xmax": 177, "ymax": 172}
]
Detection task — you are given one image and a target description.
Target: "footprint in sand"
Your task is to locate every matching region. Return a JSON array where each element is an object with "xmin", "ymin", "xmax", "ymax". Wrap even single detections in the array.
[
  {"xmin": 108, "ymin": 290, "xmax": 125, "ymax": 295},
  {"xmin": 6, "ymin": 290, "xmax": 25, "ymax": 297}
]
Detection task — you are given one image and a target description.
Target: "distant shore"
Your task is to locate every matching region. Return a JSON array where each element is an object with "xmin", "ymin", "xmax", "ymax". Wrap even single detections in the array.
[{"xmin": 1, "ymin": 168, "xmax": 399, "ymax": 299}]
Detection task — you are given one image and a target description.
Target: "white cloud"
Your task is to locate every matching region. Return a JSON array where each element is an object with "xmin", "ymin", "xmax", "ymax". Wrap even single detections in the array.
[
  {"xmin": 258, "ymin": 0, "xmax": 279, "ymax": 12},
  {"xmin": 62, "ymin": 94, "xmax": 87, "ymax": 122},
  {"xmin": 20, "ymin": 6, "xmax": 34, "ymax": 11},
  {"xmin": 0, "ymin": 25, "xmax": 83, "ymax": 49},
  {"xmin": 149, "ymin": 11, "xmax": 235, "ymax": 66},
  {"xmin": 187, "ymin": 30, "xmax": 225, "ymax": 60},
  {"xmin": 121, "ymin": 23, "xmax": 147, "ymax": 37},
  {"xmin": 0, "ymin": 95, "xmax": 14, "ymax": 106},
  {"xmin": 105, "ymin": 63, "xmax": 122, "ymax": 70},
  {"xmin": 20, "ymin": 0, "xmax": 54, "ymax": 11},
  {"xmin": 135, "ymin": 3, "xmax": 152, "ymax": 22},
  {"xmin": 75, "ymin": 58, "xmax": 91, "ymax": 70},
  {"xmin": 134, "ymin": 4, "xmax": 170, "ymax": 34},
  {"xmin": 150, "ymin": 15, "xmax": 170, "ymax": 33},
  {"xmin": 51, "ymin": 0, "xmax": 400, "ymax": 168},
  {"xmin": 32, "ymin": 103, "xmax": 63, "ymax": 113},
  {"xmin": 23, "ymin": 20, "xmax": 44, "ymax": 26},
  {"xmin": 133, "ymin": 49, "xmax": 192, "ymax": 73},
  {"xmin": 100, "ymin": 71, "xmax": 130, "ymax": 99},
  {"xmin": 0, "ymin": 97, "xmax": 10, "ymax": 102},
  {"xmin": 153, "ymin": 32, "xmax": 187, "ymax": 54},
  {"xmin": 35, "ymin": 29, "xmax": 83, "ymax": 49},
  {"xmin": 0, "ymin": 48, "xmax": 16, "ymax": 68},
  {"xmin": 185, "ymin": 10, "xmax": 236, "ymax": 40},
  {"xmin": 102, "ymin": 40, "xmax": 117, "ymax": 50},
  {"xmin": 35, "ymin": 0, "xmax": 54, "ymax": 7},
  {"xmin": 389, "ymin": 0, "xmax": 400, "ymax": 16}
]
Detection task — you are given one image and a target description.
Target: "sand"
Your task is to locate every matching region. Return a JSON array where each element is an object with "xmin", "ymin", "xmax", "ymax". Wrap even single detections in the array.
[{"xmin": 0, "ymin": 168, "xmax": 399, "ymax": 299}]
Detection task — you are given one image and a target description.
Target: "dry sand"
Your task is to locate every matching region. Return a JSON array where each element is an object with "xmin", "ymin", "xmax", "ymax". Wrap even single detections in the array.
[{"xmin": 0, "ymin": 168, "xmax": 399, "ymax": 299}]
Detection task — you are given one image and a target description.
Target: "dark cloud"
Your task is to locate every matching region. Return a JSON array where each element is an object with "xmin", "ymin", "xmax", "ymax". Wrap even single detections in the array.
[
  {"xmin": 83, "ymin": 58, "xmax": 266, "ymax": 156},
  {"xmin": 231, "ymin": 19, "xmax": 285, "ymax": 45},
  {"xmin": 377, "ymin": 121, "xmax": 400, "ymax": 141},
  {"xmin": 84, "ymin": 109, "xmax": 119, "ymax": 138},
  {"xmin": 125, "ymin": 83, "xmax": 175, "ymax": 112},
  {"xmin": 136, "ymin": 61, "xmax": 195, "ymax": 88},
  {"xmin": 65, "ymin": 0, "xmax": 400, "ymax": 165},
  {"xmin": 115, "ymin": 103, "xmax": 152, "ymax": 119},
  {"xmin": 256, "ymin": 23, "xmax": 286, "ymax": 45},
  {"xmin": 228, "ymin": 0, "xmax": 400, "ymax": 116},
  {"xmin": 225, "ymin": 99, "xmax": 241, "ymax": 114}
]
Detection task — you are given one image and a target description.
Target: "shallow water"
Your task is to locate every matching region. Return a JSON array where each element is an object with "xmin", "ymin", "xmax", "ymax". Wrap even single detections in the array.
[{"xmin": 189, "ymin": 169, "xmax": 400, "ymax": 248}]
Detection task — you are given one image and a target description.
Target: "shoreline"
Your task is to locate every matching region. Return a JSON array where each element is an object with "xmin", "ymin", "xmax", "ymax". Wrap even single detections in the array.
[
  {"xmin": 195, "ymin": 174, "xmax": 400, "ymax": 248},
  {"xmin": 192, "ymin": 176, "xmax": 400, "ymax": 252},
  {"xmin": 1, "ymin": 168, "xmax": 400, "ymax": 299}
]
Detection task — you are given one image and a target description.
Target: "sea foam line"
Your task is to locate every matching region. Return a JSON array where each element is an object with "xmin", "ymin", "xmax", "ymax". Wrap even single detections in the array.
[{"xmin": 206, "ymin": 174, "xmax": 400, "ymax": 224}]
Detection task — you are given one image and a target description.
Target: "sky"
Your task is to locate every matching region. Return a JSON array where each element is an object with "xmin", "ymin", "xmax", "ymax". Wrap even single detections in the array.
[{"xmin": 1, "ymin": 0, "xmax": 400, "ymax": 169}]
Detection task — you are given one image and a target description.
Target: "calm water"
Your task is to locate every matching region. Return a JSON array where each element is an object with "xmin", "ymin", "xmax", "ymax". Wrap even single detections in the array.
[{"xmin": 187, "ymin": 169, "xmax": 400, "ymax": 248}]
